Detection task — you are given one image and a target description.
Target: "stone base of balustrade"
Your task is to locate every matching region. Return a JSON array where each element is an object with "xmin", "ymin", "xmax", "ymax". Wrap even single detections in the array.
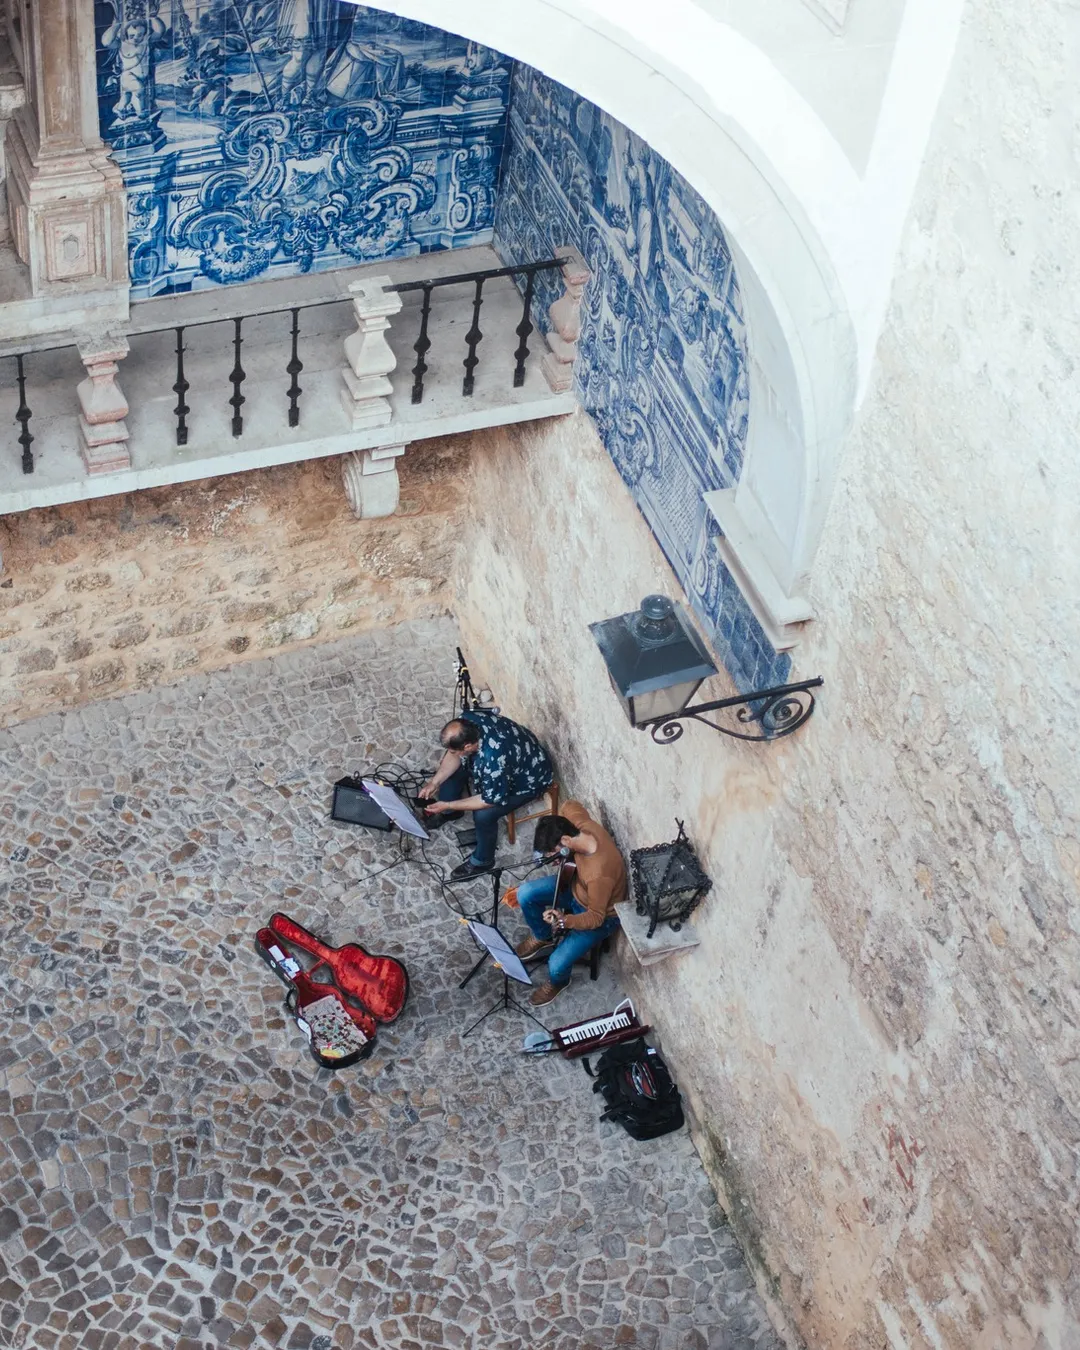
[
  {"xmin": 542, "ymin": 348, "xmax": 575, "ymax": 393},
  {"xmin": 340, "ymin": 368, "xmax": 395, "ymax": 431},
  {"xmin": 79, "ymin": 417, "xmax": 131, "ymax": 475}
]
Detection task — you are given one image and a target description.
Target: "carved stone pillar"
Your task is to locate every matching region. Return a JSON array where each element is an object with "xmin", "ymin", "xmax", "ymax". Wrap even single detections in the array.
[
  {"xmin": 5, "ymin": 0, "xmax": 129, "ymax": 301},
  {"xmin": 542, "ymin": 247, "xmax": 590, "ymax": 393},
  {"xmin": 76, "ymin": 331, "xmax": 131, "ymax": 475},
  {"xmin": 340, "ymin": 276, "xmax": 403, "ymax": 430},
  {"xmin": 342, "ymin": 445, "xmax": 408, "ymax": 520},
  {"xmin": 0, "ymin": 34, "xmax": 28, "ymax": 251}
]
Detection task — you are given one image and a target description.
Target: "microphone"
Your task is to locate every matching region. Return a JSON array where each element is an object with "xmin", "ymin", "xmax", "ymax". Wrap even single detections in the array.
[{"xmin": 532, "ymin": 846, "xmax": 571, "ymax": 863}]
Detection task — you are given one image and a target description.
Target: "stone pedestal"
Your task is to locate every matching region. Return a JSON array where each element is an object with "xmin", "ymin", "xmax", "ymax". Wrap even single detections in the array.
[
  {"xmin": 341, "ymin": 276, "xmax": 403, "ymax": 430},
  {"xmin": 342, "ymin": 445, "xmax": 408, "ymax": 520},
  {"xmin": 3, "ymin": 0, "xmax": 129, "ymax": 308},
  {"xmin": 76, "ymin": 332, "xmax": 131, "ymax": 475},
  {"xmin": 615, "ymin": 900, "xmax": 702, "ymax": 967},
  {"xmin": 542, "ymin": 247, "xmax": 590, "ymax": 393}
]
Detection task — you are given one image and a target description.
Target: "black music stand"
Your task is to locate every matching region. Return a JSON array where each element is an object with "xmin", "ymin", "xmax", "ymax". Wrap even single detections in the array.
[
  {"xmin": 458, "ymin": 866, "xmax": 507, "ymax": 990},
  {"xmin": 461, "ymin": 920, "xmax": 547, "ymax": 1038},
  {"xmin": 458, "ymin": 867, "xmax": 548, "ymax": 1037},
  {"xmin": 458, "ymin": 862, "xmax": 567, "ymax": 990}
]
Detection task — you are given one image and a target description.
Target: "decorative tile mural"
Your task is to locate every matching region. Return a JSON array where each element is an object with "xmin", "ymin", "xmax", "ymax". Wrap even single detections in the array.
[
  {"xmin": 94, "ymin": 1, "xmax": 512, "ymax": 298},
  {"xmin": 494, "ymin": 66, "xmax": 790, "ymax": 691}
]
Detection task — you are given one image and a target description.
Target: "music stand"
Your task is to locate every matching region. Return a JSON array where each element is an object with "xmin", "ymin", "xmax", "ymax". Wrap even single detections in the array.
[
  {"xmin": 458, "ymin": 866, "xmax": 508, "ymax": 991},
  {"xmin": 462, "ymin": 919, "xmax": 548, "ymax": 1037},
  {"xmin": 360, "ymin": 778, "xmax": 430, "ymax": 840}
]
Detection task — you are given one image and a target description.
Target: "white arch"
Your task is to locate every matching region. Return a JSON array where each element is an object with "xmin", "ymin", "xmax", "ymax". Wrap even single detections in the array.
[{"xmin": 353, "ymin": 0, "xmax": 961, "ymax": 641}]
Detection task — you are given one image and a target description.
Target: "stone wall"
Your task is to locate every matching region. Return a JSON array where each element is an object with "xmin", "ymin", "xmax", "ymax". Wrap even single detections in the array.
[
  {"xmin": 455, "ymin": 15, "xmax": 1080, "ymax": 1314},
  {"xmin": 0, "ymin": 439, "xmax": 466, "ymax": 728}
]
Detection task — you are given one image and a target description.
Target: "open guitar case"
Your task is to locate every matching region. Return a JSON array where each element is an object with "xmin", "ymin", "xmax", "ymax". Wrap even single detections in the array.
[{"xmin": 255, "ymin": 912, "xmax": 409, "ymax": 1070}]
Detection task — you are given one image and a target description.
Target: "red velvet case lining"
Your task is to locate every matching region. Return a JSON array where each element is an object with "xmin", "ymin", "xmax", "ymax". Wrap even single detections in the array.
[
  {"xmin": 267, "ymin": 912, "xmax": 408, "ymax": 1024},
  {"xmin": 255, "ymin": 928, "xmax": 379, "ymax": 1041}
]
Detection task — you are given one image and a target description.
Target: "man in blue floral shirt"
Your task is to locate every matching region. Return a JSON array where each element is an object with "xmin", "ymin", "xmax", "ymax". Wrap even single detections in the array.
[{"xmin": 419, "ymin": 709, "xmax": 554, "ymax": 882}]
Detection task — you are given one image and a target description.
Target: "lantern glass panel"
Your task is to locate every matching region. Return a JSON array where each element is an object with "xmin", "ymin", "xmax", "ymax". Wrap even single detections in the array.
[{"xmin": 630, "ymin": 679, "xmax": 704, "ymax": 726}]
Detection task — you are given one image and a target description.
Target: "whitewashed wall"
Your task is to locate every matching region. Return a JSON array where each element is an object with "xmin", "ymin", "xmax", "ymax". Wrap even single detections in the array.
[
  {"xmin": 361, "ymin": 0, "xmax": 964, "ymax": 669},
  {"xmin": 452, "ymin": 0, "xmax": 1080, "ymax": 1344}
]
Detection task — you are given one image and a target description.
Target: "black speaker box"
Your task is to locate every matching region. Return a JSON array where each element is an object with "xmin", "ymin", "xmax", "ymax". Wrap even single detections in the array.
[{"xmin": 331, "ymin": 777, "xmax": 392, "ymax": 831}]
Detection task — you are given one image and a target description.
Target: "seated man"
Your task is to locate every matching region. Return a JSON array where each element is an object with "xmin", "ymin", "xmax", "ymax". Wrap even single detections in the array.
[
  {"xmin": 515, "ymin": 802, "xmax": 625, "ymax": 1006},
  {"xmin": 418, "ymin": 709, "xmax": 554, "ymax": 882}
]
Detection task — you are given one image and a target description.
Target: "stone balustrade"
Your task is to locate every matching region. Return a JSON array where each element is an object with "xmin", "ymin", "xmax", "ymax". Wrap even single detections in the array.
[{"xmin": 0, "ymin": 245, "xmax": 587, "ymax": 521}]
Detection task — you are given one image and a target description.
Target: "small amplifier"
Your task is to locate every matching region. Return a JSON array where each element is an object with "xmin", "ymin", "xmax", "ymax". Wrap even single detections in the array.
[{"xmin": 331, "ymin": 777, "xmax": 392, "ymax": 831}]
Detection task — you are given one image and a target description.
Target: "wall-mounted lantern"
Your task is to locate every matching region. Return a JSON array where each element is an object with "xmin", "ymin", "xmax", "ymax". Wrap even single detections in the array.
[{"xmin": 589, "ymin": 594, "xmax": 823, "ymax": 744}]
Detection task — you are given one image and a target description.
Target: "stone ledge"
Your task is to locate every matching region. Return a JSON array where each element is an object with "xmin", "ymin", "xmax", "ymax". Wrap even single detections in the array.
[
  {"xmin": 615, "ymin": 900, "xmax": 701, "ymax": 966},
  {"xmin": 704, "ymin": 486, "xmax": 814, "ymax": 652}
]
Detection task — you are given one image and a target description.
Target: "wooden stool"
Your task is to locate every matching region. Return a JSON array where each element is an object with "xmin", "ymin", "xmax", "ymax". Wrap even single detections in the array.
[
  {"xmin": 584, "ymin": 935, "xmax": 612, "ymax": 981},
  {"xmin": 506, "ymin": 781, "xmax": 560, "ymax": 846}
]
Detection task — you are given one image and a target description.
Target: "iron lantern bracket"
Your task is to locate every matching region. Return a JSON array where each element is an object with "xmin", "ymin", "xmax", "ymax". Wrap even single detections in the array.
[{"xmin": 640, "ymin": 677, "xmax": 824, "ymax": 744}]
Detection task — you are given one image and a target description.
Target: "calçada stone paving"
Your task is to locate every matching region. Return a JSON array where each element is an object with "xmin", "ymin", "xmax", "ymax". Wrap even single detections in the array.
[{"xmin": 0, "ymin": 617, "xmax": 783, "ymax": 1350}]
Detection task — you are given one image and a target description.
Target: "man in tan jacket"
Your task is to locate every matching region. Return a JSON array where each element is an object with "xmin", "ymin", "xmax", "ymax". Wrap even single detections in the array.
[{"xmin": 515, "ymin": 800, "xmax": 625, "ymax": 1006}]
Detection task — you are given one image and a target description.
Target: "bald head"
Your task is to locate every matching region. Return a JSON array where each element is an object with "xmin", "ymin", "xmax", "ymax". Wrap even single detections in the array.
[{"xmin": 440, "ymin": 719, "xmax": 480, "ymax": 752}]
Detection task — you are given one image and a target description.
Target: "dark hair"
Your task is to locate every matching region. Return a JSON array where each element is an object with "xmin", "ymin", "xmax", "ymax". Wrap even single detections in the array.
[
  {"xmin": 533, "ymin": 815, "xmax": 578, "ymax": 854},
  {"xmin": 440, "ymin": 718, "xmax": 480, "ymax": 751}
]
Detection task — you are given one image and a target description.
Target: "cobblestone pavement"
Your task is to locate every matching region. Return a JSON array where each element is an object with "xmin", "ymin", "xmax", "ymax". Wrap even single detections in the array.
[{"xmin": 0, "ymin": 618, "xmax": 783, "ymax": 1350}]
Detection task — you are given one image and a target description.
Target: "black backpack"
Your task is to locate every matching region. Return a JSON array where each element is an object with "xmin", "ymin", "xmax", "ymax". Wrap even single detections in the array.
[{"xmin": 583, "ymin": 1037, "xmax": 685, "ymax": 1140}]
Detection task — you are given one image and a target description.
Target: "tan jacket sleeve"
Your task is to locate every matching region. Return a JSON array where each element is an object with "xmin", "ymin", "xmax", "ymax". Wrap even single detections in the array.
[
  {"xmin": 559, "ymin": 800, "xmax": 611, "ymax": 930},
  {"xmin": 562, "ymin": 873, "xmax": 614, "ymax": 930}
]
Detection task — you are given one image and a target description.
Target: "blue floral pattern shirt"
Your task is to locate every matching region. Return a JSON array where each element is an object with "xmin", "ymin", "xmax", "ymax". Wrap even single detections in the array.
[{"xmin": 461, "ymin": 709, "xmax": 553, "ymax": 806}]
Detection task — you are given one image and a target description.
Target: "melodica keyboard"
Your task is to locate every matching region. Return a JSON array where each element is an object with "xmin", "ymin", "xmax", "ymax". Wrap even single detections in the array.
[{"xmin": 547, "ymin": 998, "xmax": 649, "ymax": 1058}]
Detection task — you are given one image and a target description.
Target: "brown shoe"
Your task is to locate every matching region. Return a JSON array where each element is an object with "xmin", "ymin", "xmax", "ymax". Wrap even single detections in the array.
[
  {"xmin": 530, "ymin": 980, "xmax": 570, "ymax": 1007},
  {"xmin": 516, "ymin": 935, "xmax": 555, "ymax": 960}
]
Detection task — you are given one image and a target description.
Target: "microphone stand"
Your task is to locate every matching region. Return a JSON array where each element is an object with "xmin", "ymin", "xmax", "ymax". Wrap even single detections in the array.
[{"xmin": 458, "ymin": 866, "xmax": 506, "ymax": 990}]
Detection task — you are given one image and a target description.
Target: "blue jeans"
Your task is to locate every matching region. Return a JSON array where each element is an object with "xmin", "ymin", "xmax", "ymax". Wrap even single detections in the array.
[
  {"xmin": 438, "ymin": 766, "xmax": 541, "ymax": 867},
  {"xmin": 518, "ymin": 873, "xmax": 620, "ymax": 988}
]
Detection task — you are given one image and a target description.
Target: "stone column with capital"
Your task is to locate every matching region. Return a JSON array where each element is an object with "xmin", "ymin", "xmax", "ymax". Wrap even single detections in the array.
[
  {"xmin": 4, "ymin": 0, "xmax": 129, "ymax": 309},
  {"xmin": 75, "ymin": 331, "xmax": 131, "ymax": 475},
  {"xmin": 542, "ymin": 247, "xmax": 591, "ymax": 393}
]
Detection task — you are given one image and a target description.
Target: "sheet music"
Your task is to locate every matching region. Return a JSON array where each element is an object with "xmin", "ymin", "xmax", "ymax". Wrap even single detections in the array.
[
  {"xmin": 467, "ymin": 921, "xmax": 533, "ymax": 985},
  {"xmin": 361, "ymin": 778, "xmax": 430, "ymax": 839}
]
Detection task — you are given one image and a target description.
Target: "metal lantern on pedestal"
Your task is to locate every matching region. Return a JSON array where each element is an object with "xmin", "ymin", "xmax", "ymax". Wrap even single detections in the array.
[{"xmin": 630, "ymin": 821, "xmax": 713, "ymax": 939}]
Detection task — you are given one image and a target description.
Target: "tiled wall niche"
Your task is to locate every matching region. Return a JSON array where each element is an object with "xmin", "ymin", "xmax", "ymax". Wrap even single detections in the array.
[
  {"xmin": 94, "ymin": 1, "xmax": 512, "ymax": 299},
  {"xmin": 494, "ymin": 65, "xmax": 790, "ymax": 691},
  {"xmin": 92, "ymin": 8, "xmax": 787, "ymax": 689}
]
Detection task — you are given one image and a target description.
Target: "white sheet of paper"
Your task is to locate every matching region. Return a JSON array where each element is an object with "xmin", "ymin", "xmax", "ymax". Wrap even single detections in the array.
[
  {"xmin": 361, "ymin": 778, "xmax": 430, "ymax": 839},
  {"xmin": 467, "ymin": 920, "xmax": 533, "ymax": 984}
]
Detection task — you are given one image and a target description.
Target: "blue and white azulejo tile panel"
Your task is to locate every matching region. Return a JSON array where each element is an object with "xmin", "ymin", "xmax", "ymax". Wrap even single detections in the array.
[
  {"xmin": 494, "ymin": 66, "xmax": 791, "ymax": 692},
  {"xmin": 94, "ymin": 1, "xmax": 512, "ymax": 299}
]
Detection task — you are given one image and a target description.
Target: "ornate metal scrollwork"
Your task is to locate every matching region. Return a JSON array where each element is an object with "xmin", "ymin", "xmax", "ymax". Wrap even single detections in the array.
[{"xmin": 645, "ymin": 678, "xmax": 823, "ymax": 744}]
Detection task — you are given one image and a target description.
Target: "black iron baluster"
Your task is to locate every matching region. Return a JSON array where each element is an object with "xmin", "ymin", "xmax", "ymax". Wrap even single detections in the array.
[
  {"xmin": 286, "ymin": 308, "xmax": 303, "ymax": 427},
  {"xmin": 512, "ymin": 270, "xmax": 536, "ymax": 388},
  {"xmin": 229, "ymin": 316, "xmax": 245, "ymax": 438},
  {"xmin": 173, "ymin": 326, "xmax": 190, "ymax": 446},
  {"xmin": 462, "ymin": 277, "xmax": 485, "ymax": 397},
  {"xmin": 15, "ymin": 354, "xmax": 33, "ymax": 474},
  {"xmin": 411, "ymin": 284, "xmax": 433, "ymax": 405}
]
